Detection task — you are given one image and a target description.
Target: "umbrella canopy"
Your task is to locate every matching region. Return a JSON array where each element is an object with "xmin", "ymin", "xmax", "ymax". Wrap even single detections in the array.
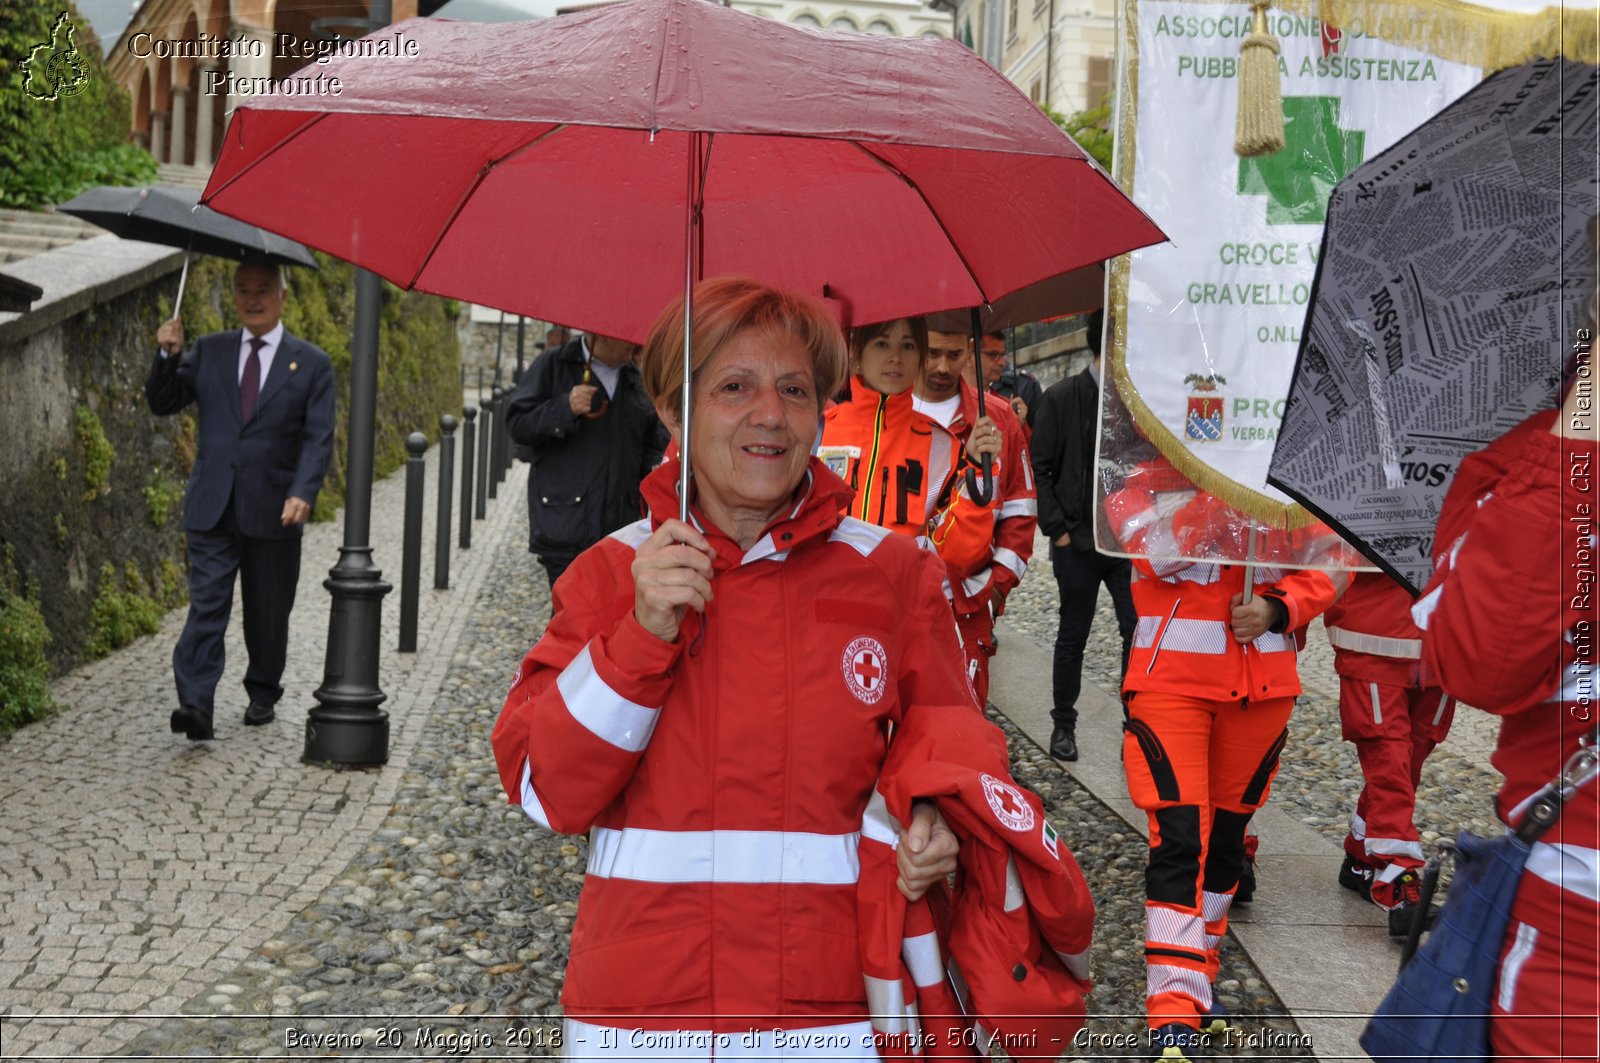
[
  {"xmin": 57, "ymin": 185, "xmax": 318, "ymax": 268},
  {"xmin": 200, "ymin": 0, "xmax": 1164, "ymax": 343},
  {"xmin": 923, "ymin": 261, "xmax": 1104, "ymax": 334},
  {"xmin": 1267, "ymin": 59, "xmax": 1599, "ymax": 593}
]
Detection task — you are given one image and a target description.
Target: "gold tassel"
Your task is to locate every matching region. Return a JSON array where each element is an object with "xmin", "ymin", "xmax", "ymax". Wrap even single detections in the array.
[{"xmin": 1235, "ymin": 0, "xmax": 1285, "ymax": 157}]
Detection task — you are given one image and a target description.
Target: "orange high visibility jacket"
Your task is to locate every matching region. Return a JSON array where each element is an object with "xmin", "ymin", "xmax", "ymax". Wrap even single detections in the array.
[
  {"xmin": 821, "ymin": 379, "xmax": 995, "ymax": 576},
  {"xmin": 1105, "ymin": 459, "xmax": 1343, "ymax": 701}
]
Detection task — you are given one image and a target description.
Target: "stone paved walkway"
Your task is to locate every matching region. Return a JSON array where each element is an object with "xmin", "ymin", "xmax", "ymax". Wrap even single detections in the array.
[
  {"xmin": 0, "ymin": 428, "xmax": 523, "ymax": 1059},
  {"xmin": 0, "ymin": 436, "xmax": 1508, "ymax": 1061}
]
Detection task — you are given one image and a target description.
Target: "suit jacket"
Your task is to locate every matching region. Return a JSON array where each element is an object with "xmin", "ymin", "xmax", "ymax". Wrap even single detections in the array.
[
  {"xmin": 145, "ymin": 327, "xmax": 335, "ymax": 541},
  {"xmin": 1030, "ymin": 367, "xmax": 1098, "ymax": 550}
]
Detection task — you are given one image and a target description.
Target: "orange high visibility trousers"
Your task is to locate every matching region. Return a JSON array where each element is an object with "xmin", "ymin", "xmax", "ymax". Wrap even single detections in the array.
[{"xmin": 1121, "ymin": 690, "xmax": 1294, "ymax": 1029}]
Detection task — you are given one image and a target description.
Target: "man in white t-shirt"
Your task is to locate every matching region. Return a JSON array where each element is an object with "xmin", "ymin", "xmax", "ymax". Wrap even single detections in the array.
[{"xmin": 913, "ymin": 329, "xmax": 1036, "ymax": 706}]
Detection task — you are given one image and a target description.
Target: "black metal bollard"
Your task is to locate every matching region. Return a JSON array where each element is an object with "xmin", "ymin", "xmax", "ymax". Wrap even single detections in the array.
[
  {"xmin": 399, "ymin": 432, "xmax": 427, "ymax": 653},
  {"xmin": 501, "ymin": 386, "xmax": 518, "ymax": 479},
  {"xmin": 475, "ymin": 395, "xmax": 491, "ymax": 518},
  {"xmin": 488, "ymin": 387, "xmax": 505, "ymax": 499},
  {"xmin": 459, "ymin": 406, "xmax": 477, "ymax": 548},
  {"xmin": 435, "ymin": 414, "xmax": 456, "ymax": 590}
]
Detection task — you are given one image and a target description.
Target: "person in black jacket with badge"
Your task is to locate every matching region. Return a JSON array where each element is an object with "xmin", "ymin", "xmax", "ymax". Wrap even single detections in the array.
[
  {"xmin": 505, "ymin": 332, "xmax": 669, "ymax": 590},
  {"xmin": 1029, "ymin": 310, "xmax": 1134, "ymax": 762}
]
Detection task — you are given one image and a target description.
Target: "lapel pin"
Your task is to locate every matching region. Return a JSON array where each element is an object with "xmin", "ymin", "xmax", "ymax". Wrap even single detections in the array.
[{"xmin": 289, "ymin": 361, "xmax": 298, "ymax": 371}]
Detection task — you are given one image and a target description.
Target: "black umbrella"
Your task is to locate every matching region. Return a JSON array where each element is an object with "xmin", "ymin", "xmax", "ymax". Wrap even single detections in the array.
[{"xmin": 58, "ymin": 185, "xmax": 318, "ymax": 310}]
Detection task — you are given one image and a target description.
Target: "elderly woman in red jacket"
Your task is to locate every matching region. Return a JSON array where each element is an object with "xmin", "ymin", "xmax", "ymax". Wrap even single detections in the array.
[{"xmin": 492, "ymin": 277, "xmax": 976, "ymax": 1057}]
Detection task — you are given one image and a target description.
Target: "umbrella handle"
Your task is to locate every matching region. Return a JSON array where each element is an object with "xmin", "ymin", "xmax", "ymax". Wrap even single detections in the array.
[
  {"xmin": 172, "ymin": 252, "xmax": 191, "ymax": 320},
  {"xmin": 964, "ymin": 454, "xmax": 994, "ymax": 506},
  {"xmin": 964, "ymin": 306, "xmax": 994, "ymax": 505}
]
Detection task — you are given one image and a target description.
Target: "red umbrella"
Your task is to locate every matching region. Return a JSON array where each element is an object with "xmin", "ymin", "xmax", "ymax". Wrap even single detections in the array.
[
  {"xmin": 203, "ymin": 0, "xmax": 1159, "ymax": 339},
  {"xmin": 203, "ymin": 0, "xmax": 1165, "ymax": 512}
]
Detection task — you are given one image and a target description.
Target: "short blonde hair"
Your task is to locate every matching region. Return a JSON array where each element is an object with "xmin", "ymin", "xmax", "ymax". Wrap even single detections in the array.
[{"xmin": 640, "ymin": 277, "xmax": 847, "ymax": 417}]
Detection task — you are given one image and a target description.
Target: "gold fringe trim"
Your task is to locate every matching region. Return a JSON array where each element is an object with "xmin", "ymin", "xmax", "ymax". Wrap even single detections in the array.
[{"xmin": 1173, "ymin": 0, "xmax": 1598, "ymax": 69}]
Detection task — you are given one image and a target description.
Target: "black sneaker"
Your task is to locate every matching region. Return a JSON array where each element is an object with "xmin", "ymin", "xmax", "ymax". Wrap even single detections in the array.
[
  {"xmin": 1199, "ymin": 1001, "xmax": 1232, "ymax": 1037},
  {"xmin": 1234, "ymin": 858, "xmax": 1256, "ymax": 905},
  {"xmin": 1338, "ymin": 854, "xmax": 1374, "ymax": 900},
  {"xmin": 1386, "ymin": 869, "xmax": 1440, "ymax": 939},
  {"xmin": 1149, "ymin": 1023, "xmax": 1204, "ymax": 1062}
]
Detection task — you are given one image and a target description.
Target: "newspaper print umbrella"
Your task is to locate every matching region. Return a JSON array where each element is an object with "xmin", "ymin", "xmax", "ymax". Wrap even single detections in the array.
[{"xmin": 1267, "ymin": 58, "xmax": 1599, "ymax": 593}]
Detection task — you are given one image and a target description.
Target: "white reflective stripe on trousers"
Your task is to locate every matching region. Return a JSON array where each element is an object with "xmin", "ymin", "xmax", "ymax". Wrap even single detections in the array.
[
  {"xmin": 563, "ymin": 1018, "xmax": 877, "ymax": 1060},
  {"xmin": 557, "ymin": 641, "xmax": 660, "ymax": 752},
  {"xmin": 587, "ymin": 827, "xmax": 861, "ymax": 884}
]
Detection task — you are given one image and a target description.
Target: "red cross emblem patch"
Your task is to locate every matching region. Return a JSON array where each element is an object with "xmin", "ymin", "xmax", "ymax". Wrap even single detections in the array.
[
  {"xmin": 980, "ymin": 772, "xmax": 1035, "ymax": 833},
  {"xmin": 842, "ymin": 636, "xmax": 888, "ymax": 705}
]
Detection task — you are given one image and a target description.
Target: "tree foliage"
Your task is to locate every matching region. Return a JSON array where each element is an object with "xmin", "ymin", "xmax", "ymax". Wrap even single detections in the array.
[
  {"xmin": 1043, "ymin": 101, "xmax": 1114, "ymax": 170},
  {"xmin": 0, "ymin": 0, "xmax": 156, "ymax": 209}
]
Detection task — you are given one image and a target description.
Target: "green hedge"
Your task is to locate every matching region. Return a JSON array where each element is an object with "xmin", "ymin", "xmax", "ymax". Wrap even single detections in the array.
[{"xmin": 0, "ymin": 0, "xmax": 156, "ymax": 209}]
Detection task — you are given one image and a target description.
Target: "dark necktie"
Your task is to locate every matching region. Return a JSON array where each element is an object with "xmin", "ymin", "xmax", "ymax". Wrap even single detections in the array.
[{"xmin": 240, "ymin": 337, "xmax": 264, "ymax": 422}]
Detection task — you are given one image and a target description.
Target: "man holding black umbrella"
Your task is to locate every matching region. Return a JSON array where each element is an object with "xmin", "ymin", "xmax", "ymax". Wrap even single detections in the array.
[{"xmin": 146, "ymin": 261, "xmax": 335, "ymax": 741}]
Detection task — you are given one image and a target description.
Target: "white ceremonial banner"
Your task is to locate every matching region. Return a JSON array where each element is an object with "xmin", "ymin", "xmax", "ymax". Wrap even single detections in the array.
[{"xmin": 1099, "ymin": 0, "xmax": 1481, "ymax": 561}]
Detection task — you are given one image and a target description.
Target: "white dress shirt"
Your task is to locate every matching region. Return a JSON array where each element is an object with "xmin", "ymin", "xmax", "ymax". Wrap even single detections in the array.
[{"xmin": 240, "ymin": 322, "xmax": 286, "ymax": 392}]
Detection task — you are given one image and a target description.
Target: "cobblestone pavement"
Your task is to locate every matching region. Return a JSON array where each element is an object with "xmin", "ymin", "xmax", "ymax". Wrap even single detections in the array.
[
  {"xmin": 1, "ymin": 469, "xmax": 1509, "ymax": 1060},
  {"xmin": 0, "ymin": 435, "xmax": 526, "ymax": 1060}
]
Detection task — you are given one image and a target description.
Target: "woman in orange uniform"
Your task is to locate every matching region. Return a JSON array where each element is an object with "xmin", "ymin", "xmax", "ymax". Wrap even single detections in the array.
[
  {"xmin": 820, "ymin": 316, "xmax": 1002, "ymax": 591},
  {"xmin": 1105, "ymin": 459, "xmax": 1346, "ymax": 1061}
]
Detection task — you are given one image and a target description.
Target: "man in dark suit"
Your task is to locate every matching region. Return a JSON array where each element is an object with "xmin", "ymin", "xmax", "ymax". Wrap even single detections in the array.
[
  {"xmin": 146, "ymin": 261, "xmax": 335, "ymax": 740},
  {"xmin": 1030, "ymin": 310, "xmax": 1134, "ymax": 762}
]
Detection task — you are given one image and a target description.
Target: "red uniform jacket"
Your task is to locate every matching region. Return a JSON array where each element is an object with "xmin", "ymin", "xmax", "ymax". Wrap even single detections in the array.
[
  {"xmin": 492, "ymin": 458, "xmax": 978, "ymax": 1033},
  {"xmin": 1323, "ymin": 571, "xmax": 1428, "ymax": 686},
  {"xmin": 931, "ymin": 380, "xmax": 1037, "ymax": 617},
  {"xmin": 861, "ymin": 704, "xmax": 1093, "ymax": 1060},
  {"xmin": 1416, "ymin": 410, "xmax": 1598, "ymax": 859}
]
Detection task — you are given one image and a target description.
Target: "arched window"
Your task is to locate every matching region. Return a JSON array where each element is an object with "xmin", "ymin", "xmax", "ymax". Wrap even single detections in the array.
[
  {"xmin": 828, "ymin": 15, "xmax": 858, "ymax": 31},
  {"xmin": 792, "ymin": 12, "xmax": 821, "ymax": 25},
  {"xmin": 921, "ymin": 28, "xmax": 945, "ymax": 37},
  {"xmin": 866, "ymin": 18, "xmax": 894, "ymax": 33}
]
